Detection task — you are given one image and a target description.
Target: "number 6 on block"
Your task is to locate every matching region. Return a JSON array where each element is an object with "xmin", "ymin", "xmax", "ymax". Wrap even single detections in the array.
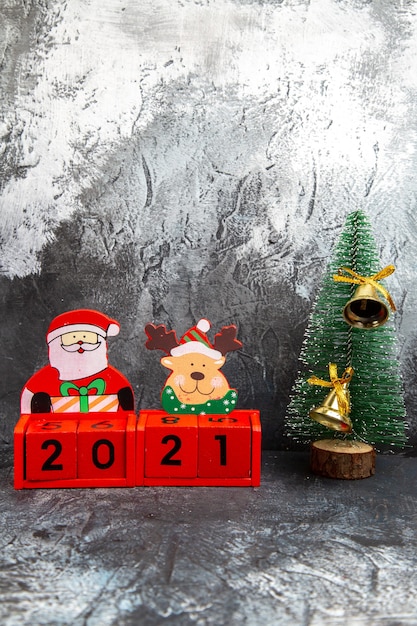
[
  {"xmin": 77, "ymin": 418, "xmax": 127, "ymax": 479},
  {"xmin": 144, "ymin": 414, "xmax": 198, "ymax": 478},
  {"xmin": 25, "ymin": 419, "xmax": 78, "ymax": 481}
]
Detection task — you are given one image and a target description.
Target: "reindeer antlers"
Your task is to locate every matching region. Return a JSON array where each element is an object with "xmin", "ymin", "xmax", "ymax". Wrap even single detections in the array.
[
  {"xmin": 214, "ymin": 325, "xmax": 243, "ymax": 356},
  {"xmin": 144, "ymin": 324, "xmax": 179, "ymax": 354},
  {"xmin": 145, "ymin": 321, "xmax": 243, "ymax": 356}
]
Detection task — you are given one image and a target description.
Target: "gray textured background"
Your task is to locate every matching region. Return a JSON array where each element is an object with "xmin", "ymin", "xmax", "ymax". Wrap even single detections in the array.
[
  {"xmin": 2, "ymin": 4, "xmax": 417, "ymax": 625},
  {"xmin": 1, "ymin": 0, "xmax": 416, "ymax": 451}
]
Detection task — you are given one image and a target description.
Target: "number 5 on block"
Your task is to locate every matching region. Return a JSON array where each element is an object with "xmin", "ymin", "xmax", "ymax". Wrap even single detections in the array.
[{"xmin": 25, "ymin": 419, "xmax": 78, "ymax": 481}]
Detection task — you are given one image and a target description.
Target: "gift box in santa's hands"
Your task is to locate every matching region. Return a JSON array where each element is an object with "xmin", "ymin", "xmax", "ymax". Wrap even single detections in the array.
[
  {"xmin": 51, "ymin": 380, "xmax": 120, "ymax": 413},
  {"xmin": 51, "ymin": 395, "xmax": 119, "ymax": 413}
]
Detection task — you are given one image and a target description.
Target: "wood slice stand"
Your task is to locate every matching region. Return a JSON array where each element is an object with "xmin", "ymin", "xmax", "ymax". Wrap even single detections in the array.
[{"xmin": 311, "ymin": 439, "xmax": 375, "ymax": 479}]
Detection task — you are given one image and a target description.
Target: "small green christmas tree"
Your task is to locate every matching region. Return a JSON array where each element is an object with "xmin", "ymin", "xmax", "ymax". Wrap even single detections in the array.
[{"xmin": 286, "ymin": 210, "xmax": 407, "ymax": 449}]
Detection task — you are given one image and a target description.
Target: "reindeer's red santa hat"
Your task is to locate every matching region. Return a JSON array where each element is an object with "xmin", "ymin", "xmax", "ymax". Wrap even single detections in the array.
[
  {"xmin": 170, "ymin": 319, "xmax": 222, "ymax": 359},
  {"xmin": 46, "ymin": 309, "xmax": 120, "ymax": 343}
]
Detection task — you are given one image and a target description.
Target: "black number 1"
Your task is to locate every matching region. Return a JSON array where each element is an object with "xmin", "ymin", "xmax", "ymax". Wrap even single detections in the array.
[{"xmin": 215, "ymin": 435, "xmax": 227, "ymax": 466}]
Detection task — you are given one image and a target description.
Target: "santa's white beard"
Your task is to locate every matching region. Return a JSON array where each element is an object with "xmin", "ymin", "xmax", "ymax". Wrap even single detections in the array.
[{"xmin": 48, "ymin": 337, "xmax": 109, "ymax": 380}]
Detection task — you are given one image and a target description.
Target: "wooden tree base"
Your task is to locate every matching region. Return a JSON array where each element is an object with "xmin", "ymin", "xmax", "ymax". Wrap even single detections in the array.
[{"xmin": 310, "ymin": 439, "xmax": 375, "ymax": 480}]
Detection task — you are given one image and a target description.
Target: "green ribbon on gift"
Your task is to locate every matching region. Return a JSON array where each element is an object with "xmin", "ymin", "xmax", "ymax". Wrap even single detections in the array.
[{"xmin": 60, "ymin": 378, "xmax": 106, "ymax": 413}]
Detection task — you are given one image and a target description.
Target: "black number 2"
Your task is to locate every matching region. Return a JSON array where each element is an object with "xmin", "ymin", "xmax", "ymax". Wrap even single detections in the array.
[
  {"xmin": 41, "ymin": 439, "xmax": 63, "ymax": 471},
  {"xmin": 161, "ymin": 435, "xmax": 182, "ymax": 466}
]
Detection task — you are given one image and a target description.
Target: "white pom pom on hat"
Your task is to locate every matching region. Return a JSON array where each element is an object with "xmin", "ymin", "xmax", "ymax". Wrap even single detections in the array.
[{"xmin": 196, "ymin": 318, "xmax": 210, "ymax": 333}]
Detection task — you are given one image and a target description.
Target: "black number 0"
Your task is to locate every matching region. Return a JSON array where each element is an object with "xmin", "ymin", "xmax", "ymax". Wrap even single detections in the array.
[
  {"xmin": 161, "ymin": 435, "xmax": 182, "ymax": 466},
  {"xmin": 92, "ymin": 439, "xmax": 115, "ymax": 470},
  {"xmin": 41, "ymin": 439, "xmax": 63, "ymax": 471}
]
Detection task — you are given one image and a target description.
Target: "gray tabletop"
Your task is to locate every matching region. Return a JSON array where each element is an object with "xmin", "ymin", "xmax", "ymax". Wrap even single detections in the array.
[{"xmin": 1, "ymin": 447, "xmax": 416, "ymax": 625}]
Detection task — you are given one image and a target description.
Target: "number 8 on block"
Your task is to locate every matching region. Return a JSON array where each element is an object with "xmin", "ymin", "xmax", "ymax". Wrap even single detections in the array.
[{"xmin": 144, "ymin": 414, "xmax": 198, "ymax": 478}]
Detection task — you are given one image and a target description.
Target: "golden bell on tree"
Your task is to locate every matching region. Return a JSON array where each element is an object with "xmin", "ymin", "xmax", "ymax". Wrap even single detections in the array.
[
  {"xmin": 343, "ymin": 283, "xmax": 389, "ymax": 329},
  {"xmin": 334, "ymin": 265, "xmax": 396, "ymax": 330},
  {"xmin": 309, "ymin": 388, "xmax": 353, "ymax": 433},
  {"xmin": 308, "ymin": 364, "xmax": 354, "ymax": 433}
]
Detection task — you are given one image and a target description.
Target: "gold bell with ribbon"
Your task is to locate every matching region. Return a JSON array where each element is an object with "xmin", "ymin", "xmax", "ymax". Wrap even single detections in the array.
[
  {"xmin": 308, "ymin": 364, "xmax": 354, "ymax": 433},
  {"xmin": 334, "ymin": 265, "xmax": 396, "ymax": 330},
  {"xmin": 309, "ymin": 387, "xmax": 353, "ymax": 432},
  {"xmin": 343, "ymin": 283, "xmax": 389, "ymax": 329}
]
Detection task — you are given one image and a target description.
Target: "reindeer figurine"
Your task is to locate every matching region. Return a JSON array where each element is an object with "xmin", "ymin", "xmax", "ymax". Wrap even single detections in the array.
[{"xmin": 145, "ymin": 319, "xmax": 242, "ymax": 415}]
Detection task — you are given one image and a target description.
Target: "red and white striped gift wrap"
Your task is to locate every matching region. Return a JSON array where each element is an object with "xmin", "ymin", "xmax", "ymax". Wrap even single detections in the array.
[{"xmin": 51, "ymin": 395, "xmax": 119, "ymax": 413}]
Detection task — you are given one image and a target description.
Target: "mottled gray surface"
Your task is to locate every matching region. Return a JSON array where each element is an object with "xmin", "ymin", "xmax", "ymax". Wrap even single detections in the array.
[
  {"xmin": 2, "ymin": 448, "xmax": 417, "ymax": 625},
  {"xmin": 2, "ymin": 4, "xmax": 417, "ymax": 624},
  {"xmin": 1, "ymin": 0, "xmax": 417, "ymax": 450}
]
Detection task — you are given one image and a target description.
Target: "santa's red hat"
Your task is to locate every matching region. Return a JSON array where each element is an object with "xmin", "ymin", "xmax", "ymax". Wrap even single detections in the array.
[
  {"xmin": 170, "ymin": 319, "xmax": 222, "ymax": 359},
  {"xmin": 46, "ymin": 309, "xmax": 120, "ymax": 344}
]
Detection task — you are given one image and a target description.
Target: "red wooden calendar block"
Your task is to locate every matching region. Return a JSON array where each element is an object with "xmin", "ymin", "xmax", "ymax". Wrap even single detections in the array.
[
  {"xmin": 14, "ymin": 409, "xmax": 261, "ymax": 489},
  {"xmin": 248, "ymin": 410, "xmax": 262, "ymax": 487},
  {"xmin": 135, "ymin": 412, "xmax": 146, "ymax": 486},
  {"xmin": 198, "ymin": 413, "xmax": 252, "ymax": 478},
  {"xmin": 144, "ymin": 411, "xmax": 198, "ymax": 478},
  {"xmin": 14, "ymin": 414, "xmax": 30, "ymax": 489},
  {"xmin": 77, "ymin": 418, "xmax": 127, "ymax": 480},
  {"xmin": 137, "ymin": 409, "xmax": 261, "ymax": 487},
  {"xmin": 14, "ymin": 412, "xmax": 137, "ymax": 489},
  {"xmin": 25, "ymin": 417, "xmax": 78, "ymax": 481}
]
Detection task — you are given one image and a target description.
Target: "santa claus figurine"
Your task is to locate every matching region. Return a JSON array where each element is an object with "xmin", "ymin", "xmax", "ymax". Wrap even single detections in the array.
[{"xmin": 21, "ymin": 309, "xmax": 134, "ymax": 414}]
